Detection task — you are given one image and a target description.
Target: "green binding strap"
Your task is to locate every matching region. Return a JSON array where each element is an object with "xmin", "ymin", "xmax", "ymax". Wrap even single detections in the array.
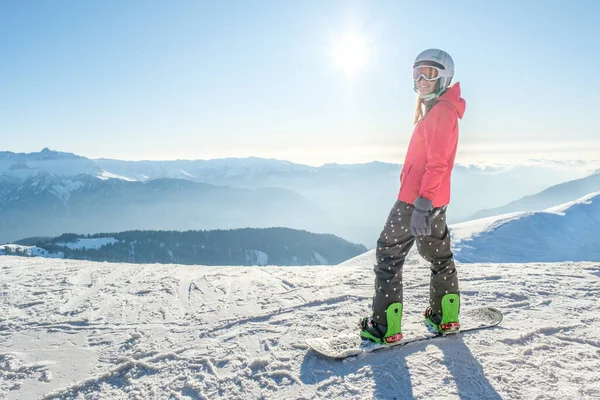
[
  {"xmin": 384, "ymin": 302, "xmax": 403, "ymax": 338},
  {"xmin": 440, "ymin": 294, "xmax": 460, "ymax": 325}
]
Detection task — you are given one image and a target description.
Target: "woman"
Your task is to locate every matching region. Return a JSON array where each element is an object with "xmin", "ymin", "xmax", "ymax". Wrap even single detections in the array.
[{"xmin": 360, "ymin": 49, "xmax": 466, "ymax": 344}]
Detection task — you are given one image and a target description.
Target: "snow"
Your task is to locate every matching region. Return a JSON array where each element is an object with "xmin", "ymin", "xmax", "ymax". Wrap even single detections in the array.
[
  {"xmin": 450, "ymin": 191, "xmax": 600, "ymax": 263},
  {"xmin": 313, "ymin": 251, "xmax": 328, "ymax": 264},
  {"xmin": 178, "ymin": 169, "xmax": 195, "ymax": 178},
  {"xmin": 54, "ymin": 237, "xmax": 119, "ymax": 250},
  {"xmin": 1, "ymin": 255, "xmax": 599, "ymax": 399},
  {"xmin": 47, "ymin": 178, "xmax": 85, "ymax": 203},
  {"xmin": 96, "ymin": 170, "xmax": 135, "ymax": 182},
  {"xmin": 253, "ymin": 250, "xmax": 269, "ymax": 266},
  {"xmin": 0, "ymin": 150, "xmax": 133, "ymax": 184},
  {"xmin": 0, "ymin": 245, "xmax": 64, "ymax": 258},
  {"xmin": 93, "ymin": 156, "xmax": 312, "ymax": 182},
  {"xmin": 0, "ymin": 149, "xmax": 100, "ymax": 180},
  {"xmin": 0, "ymin": 238, "xmax": 119, "ymax": 256},
  {"xmin": 543, "ymin": 190, "xmax": 600, "ymax": 215},
  {"xmin": 449, "ymin": 212, "xmax": 526, "ymax": 242}
]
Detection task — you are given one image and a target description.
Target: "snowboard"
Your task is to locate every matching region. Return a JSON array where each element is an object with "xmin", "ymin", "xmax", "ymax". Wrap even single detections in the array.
[{"xmin": 305, "ymin": 307, "xmax": 503, "ymax": 360}]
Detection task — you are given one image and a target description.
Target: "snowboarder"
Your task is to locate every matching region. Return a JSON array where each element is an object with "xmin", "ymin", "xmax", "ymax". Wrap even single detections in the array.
[{"xmin": 360, "ymin": 49, "xmax": 467, "ymax": 344}]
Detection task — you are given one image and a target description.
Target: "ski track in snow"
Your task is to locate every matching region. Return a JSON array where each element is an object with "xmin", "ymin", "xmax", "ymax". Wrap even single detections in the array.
[{"xmin": 1, "ymin": 255, "xmax": 600, "ymax": 399}]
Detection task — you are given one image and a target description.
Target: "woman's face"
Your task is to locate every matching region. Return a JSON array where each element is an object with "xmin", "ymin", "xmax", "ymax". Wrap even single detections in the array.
[{"xmin": 415, "ymin": 77, "xmax": 438, "ymax": 96}]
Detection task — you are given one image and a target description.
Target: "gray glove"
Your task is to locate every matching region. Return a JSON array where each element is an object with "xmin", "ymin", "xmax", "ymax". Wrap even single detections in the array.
[{"xmin": 410, "ymin": 197, "xmax": 433, "ymax": 237}]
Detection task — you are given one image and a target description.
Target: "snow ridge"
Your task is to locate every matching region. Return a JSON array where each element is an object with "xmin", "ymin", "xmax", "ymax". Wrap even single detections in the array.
[{"xmin": 451, "ymin": 191, "xmax": 600, "ymax": 262}]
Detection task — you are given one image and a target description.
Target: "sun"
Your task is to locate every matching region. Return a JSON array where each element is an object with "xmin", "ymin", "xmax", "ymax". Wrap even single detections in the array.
[{"xmin": 330, "ymin": 29, "xmax": 371, "ymax": 79}]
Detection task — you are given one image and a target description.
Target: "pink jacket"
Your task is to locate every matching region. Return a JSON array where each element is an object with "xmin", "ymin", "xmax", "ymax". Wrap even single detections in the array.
[{"xmin": 397, "ymin": 83, "xmax": 466, "ymax": 208}]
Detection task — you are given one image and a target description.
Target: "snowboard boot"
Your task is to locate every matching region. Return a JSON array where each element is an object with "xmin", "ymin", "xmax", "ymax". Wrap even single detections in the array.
[
  {"xmin": 424, "ymin": 294, "xmax": 460, "ymax": 335},
  {"xmin": 360, "ymin": 302, "xmax": 403, "ymax": 344}
]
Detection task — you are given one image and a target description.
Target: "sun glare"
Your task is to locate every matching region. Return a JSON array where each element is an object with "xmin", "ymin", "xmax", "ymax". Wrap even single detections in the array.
[{"xmin": 330, "ymin": 29, "xmax": 371, "ymax": 79}]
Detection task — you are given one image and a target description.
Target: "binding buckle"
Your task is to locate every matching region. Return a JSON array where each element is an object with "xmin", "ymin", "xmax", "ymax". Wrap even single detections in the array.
[
  {"xmin": 384, "ymin": 333, "xmax": 403, "ymax": 343},
  {"xmin": 440, "ymin": 322, "xmax": 460, "ymax": 331}
]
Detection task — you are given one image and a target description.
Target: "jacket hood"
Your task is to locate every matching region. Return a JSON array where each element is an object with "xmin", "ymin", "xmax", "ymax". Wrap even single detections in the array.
[{"xmin": 439, "ymin": 82, "xmax": 466, "ymax": 119}]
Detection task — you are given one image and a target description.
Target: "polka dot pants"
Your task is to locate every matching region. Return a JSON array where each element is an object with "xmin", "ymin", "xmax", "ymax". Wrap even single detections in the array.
[{"xmin": 371, "ymin": 200, "xmax": 459, "ymax": 323}]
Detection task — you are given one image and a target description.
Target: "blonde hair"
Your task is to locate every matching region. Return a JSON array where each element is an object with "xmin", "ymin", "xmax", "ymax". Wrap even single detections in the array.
[
  {"xmin": 413, "ymin": 97, "xmax": 438, "ymax": 125},
  {"xmin": 412, "ymin": 81, "xmax": 442, "ymax": 125},
  {"xmin": 413, "ymin": 97, "xmax": 425, "ymax": 125}
]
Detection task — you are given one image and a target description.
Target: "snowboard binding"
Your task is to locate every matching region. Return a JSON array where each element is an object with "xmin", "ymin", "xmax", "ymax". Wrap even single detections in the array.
[
  {"xmin": 424, "ymin": 294, "xmax": 460, "ymax": 335},
  {"xmin": 360, "ymin": 302, "xmax": 403, "ymax": 344}
]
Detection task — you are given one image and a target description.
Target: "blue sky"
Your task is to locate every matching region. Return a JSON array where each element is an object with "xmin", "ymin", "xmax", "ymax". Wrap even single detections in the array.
[{"xmin": 1, "ymin": 0, "xmax": 599, "ymax": 165}]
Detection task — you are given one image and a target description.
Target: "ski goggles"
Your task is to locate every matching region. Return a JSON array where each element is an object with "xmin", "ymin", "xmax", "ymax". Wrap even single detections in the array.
[{"xmin": 412, "ymin": 65, "xmax": 451, "ymax": 81}]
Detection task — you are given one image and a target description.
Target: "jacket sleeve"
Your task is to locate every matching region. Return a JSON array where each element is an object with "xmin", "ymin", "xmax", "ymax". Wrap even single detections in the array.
[{"xmin": 419, "ymin": 102, "xmax": 457, "ymax": 201}]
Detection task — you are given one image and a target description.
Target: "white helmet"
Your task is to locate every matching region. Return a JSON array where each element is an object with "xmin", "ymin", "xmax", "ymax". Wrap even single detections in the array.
[{"xmin": 413, "ymin": 49, "xmax": 454, "ymax": 95}]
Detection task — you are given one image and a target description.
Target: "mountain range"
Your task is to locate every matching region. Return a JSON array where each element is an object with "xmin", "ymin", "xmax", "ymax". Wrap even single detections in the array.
[
  {"xmin": 460, "ymin": 171, "xmax": 600, "ymax": 222},
  {"xmin": 0, "ymin": 148, "xmax": 598, "ymax": 248}
]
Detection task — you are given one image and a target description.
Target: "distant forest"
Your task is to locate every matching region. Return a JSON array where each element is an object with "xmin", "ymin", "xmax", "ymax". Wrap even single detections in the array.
[{"xmin": 12, "ymin": 228, "xmax": 367, "ymax": 266}]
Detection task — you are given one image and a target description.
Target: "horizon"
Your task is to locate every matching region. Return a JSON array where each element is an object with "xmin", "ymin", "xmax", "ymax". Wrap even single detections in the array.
[
  {"xmin": 2, "ymin": 1, "xmax": 599, "ymax": 166},
  {"xmin": 3, "ymin": 142, "xmax": 600, "ymax": 172}
]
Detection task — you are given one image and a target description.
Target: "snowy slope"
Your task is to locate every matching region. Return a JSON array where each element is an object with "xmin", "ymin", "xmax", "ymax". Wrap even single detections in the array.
[
  {"xmin": 0, "ymin": 244, "xmax": 64, "ymax": 258},
  {"xmin": 1, "ymin": 255, "xmax": 599, "ymax": 399},
  {"xmin": 451, "ymin": 191, "xmax": 600, "ymax": 263},
  {"xmin": 461, "ymin": 172, "xmax": 600, "ymax": 222}
]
